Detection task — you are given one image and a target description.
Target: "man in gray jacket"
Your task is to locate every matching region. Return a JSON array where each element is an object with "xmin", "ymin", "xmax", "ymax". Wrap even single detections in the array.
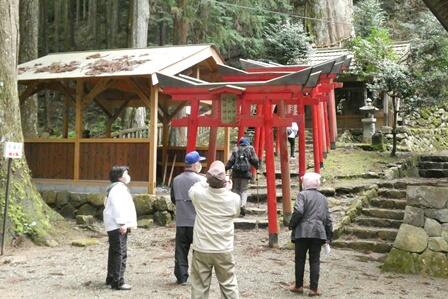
[
  {"xmin": 289, "ymin": 172, "xmax": 332, "ymax": 297},
  {"xmin": 170, "ymin": 151, "xmax": 205, "ymax": 285}
]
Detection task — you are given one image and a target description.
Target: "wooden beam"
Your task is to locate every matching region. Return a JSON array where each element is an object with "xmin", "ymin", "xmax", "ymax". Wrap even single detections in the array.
[
  {"xmin": 74, "ymin": 80, "xmax": 84, "ymax": 181},
  {"xmin": 82, "ymin": 78, "xmax": 113, "ymax": 108},
  {"xmin": 148, "ymin": 83, "xmax": 159, "ymax": 194},
  {"xmin": 63, "ymin": 96, "xmax": 69, "ymax": 138}
]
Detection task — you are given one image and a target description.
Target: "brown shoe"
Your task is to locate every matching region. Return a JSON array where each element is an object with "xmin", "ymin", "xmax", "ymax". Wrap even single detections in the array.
[
  {"xmin": 289, "ymin": 285, "xmax": 304, "ymax": 294},
  {"xmin": 308, "ymin": 289, "xmax": 321, "ymax": 297}
]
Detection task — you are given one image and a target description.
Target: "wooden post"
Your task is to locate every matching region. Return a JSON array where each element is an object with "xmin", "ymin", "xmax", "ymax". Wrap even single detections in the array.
[
  {"xmin": 319, "ymin": 102, "xmax": 327, "ymax": 157},
  {"xmin": 207, "ymin": 100, "xmax": 219, "ymax": 167},
  {"xmin": 186, "ymin": 99, "xmax": 199, "ymax": 152},
  {"xmin": 224, "ymin": 127, "xmax": 230, "ymax": 162},
  {"xmin": 63, "ymin": 95, "xmax": 69, "ymax": 138},
  {"xmin": 148, "ymin": 84, "xmax": 159, "ymax": 194},
  {"xmin": 264, "ymin": 100, "xmax": 279, "ymax": 248},
  {"xmin": 323, "ymin": 101, "xmax": 331, "ymax": 154},
  {"xmin": 317, "ymin": 102, "xmax": 324, "ymax": 167},
  {"xmin": 74, "ymin": 79, "xmax": 83, "ymax": 181},
  {"xmin": 328, "ymin": 90, "xmax": 337, "ymax": 149},
  {"xmin": 298, "ymin": 103, "xmax": 306, "ymax": 179},
  {"xmin": 312, "ymin": 104, "xmax": 320, "ymax": 173},
  {"xmin": 278, "ymin": 101, "xmax": 292, "ymax": 225}
]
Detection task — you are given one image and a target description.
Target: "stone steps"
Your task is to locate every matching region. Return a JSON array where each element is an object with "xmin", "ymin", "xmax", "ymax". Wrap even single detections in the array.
[
  {"xmin": 332, "ymin": 238, "xmax": 393, "ymax": 253},
  {"xmin": 418, "ymin": 161, "xmax": 448, "ymax": 169},
  {"xmin": 369, "ymin": 197, "xmax": 407, "ymax": 210},
  {"xmin": 343, "ymin": 225, "xmax": 399, "ymax": 241},
  {"xmin": 377, "ymin": 188, "xmax": 407, "ymax": 199},
  {"xmin": 420, "ymin": 155, "xmax": 448, "ymax": 162},
  {"xmin": 419, "ymin": 169, "xmax": 448, "ymax": 178},
  {"xmin": 233, "ymin": 217, "xmax": 268, "ymax": 229},
  {"xmin": 362, "ymin": 208, "xmax": 405, "ymax": 220},
  {"xmin": 377, "ymin": 181, "xmax": 408, "ymax": 190},
  {"xmin": 354, "ymin": 216, "xmax": 402, "ymax": 229}
]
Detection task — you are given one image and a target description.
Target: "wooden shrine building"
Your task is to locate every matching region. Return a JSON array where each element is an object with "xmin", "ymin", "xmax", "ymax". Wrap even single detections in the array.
[{"xmin": 18, "ymin": 45, "xmax": 225, "ymax": 194}]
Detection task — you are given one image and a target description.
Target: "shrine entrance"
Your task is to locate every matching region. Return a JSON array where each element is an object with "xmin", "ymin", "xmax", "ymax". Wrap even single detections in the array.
[{"xmin": 157, "ymin": 56, "xmax": 350, "ymax": 247}]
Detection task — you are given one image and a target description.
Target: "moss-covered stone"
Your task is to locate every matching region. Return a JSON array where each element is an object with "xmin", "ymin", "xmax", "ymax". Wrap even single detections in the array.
[
  {"xmin": 69, "ymin": 193, "xmax": 88, "ymax": 208},
  {"xmin": 153, "ymin": 211, "xmax": 172, "ymax": 226},
  {"xmin": 76, "ymin": 203, "xmax": 97, "ymax": 217},
  {"xmin": 59, "ymin": 204, "xmax": 76, "ymax": 218},
  {"xmin": 137, "ymin": 218, "xmax": 154, "ymax": 229},
  {"xmin": 76, "ymin": 215, "xmax": 95, "ymax": 225},
  {"xmin": 416, "ymin": 249, "xmax": 448, "ymax": 278},
  {"xmin": 133, "ymin": 194, "xmax": 154, "ymax": 216},
  {"xmin": 71, "ymin": 238, "xmax": 100, "ymax": 247},
  {"xmin": 86, "ymin": 193, "xmax": 104, "ymax": 207},
  {"xmin": 383, "ymin": 248, "xmax": 416, "ymax": 274},
  {"xmin": 153, "ymin": 196, "xmax": 174, "ymax": 212},
  {"xmin": 41, "ymin": 190, "xmax": 57, "ymax": 205},
  {"xmin": 55, "ymin": 191, "xmax": 70, "ymax": 208},
  {"xmin": 428, "ymin": 237, "xmax": 448, "ymax": 252},
  {"xmin": 394, "ymin": 224, "xmax": 428, "ymax": 253}
]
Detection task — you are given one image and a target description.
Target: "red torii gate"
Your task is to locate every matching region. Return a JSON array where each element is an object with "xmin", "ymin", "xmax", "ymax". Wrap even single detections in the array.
[{"xmin": 156, "ymin": 56, "xmax": 349, "ymax": 247}]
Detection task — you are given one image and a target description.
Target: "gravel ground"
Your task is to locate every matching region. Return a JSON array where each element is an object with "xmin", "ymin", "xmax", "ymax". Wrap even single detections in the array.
[{"xmin": 0, "ymin": 225, "xmax": 447, "ymax": 299}]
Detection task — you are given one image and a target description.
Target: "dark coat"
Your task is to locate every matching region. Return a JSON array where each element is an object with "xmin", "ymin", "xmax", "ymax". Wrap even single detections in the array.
[
  {"xmin": 289, "ymin": 189, "xmax": 333, "ymax": 242},
  {"xmin": 225, "ymin": 145, "xmax": 259, "ymax": 179}
]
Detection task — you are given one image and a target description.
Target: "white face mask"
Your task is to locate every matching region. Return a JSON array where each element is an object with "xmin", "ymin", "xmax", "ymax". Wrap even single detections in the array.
[
  {"xmin": 121, "ymin": 171, "xmax": 131, "ymax": 185},
  {"xmin": 196, "ymin": 163, "xmax": 202, "ymax": 173}
]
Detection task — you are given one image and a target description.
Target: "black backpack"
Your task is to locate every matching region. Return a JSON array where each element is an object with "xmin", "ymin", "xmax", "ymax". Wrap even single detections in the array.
[{"xmin": 233, "ymin": 147, "xmax": 251, "ymax": 173}]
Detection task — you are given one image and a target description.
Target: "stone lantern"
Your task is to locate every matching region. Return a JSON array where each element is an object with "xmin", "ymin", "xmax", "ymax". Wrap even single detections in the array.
[{"xmin": 360, "ymin": 98, "xmax": 379, "ymax": 143}]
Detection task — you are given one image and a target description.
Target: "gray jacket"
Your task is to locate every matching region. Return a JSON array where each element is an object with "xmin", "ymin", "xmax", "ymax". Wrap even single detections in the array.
[
  {"xmin": 170, "ymin": 170, "xmax": 204, "ymax": 227},
  {"xmin": 290, "ymin": 189, "xmax": 333, "ymax": 242}
]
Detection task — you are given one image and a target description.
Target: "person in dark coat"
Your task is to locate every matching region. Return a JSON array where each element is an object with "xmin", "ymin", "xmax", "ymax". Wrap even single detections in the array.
[
  {"xmin": 288, "ymin": 172, "xmax": 332, "ymax": 297},
  {"xmin": 225, "ymin": 137, "xmax": 259, "ymax": 217},
  {"xmin": 170, "ymin": 151, "xmax": 206, "ymax": 285}
]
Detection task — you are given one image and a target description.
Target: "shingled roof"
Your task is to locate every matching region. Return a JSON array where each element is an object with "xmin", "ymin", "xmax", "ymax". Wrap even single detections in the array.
[{"xmin": 423, "ymin": 0, "xmax": 448, "ymax": 32}]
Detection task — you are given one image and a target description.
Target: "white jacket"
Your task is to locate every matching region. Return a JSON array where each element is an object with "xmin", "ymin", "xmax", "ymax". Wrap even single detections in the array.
[
  {"xmin": 103, "ymin": 182, "xmax": 137, "ymax": 232},
  {"xmin": 288, "ymin": 122, "xmax": 299, "ymax": 138},
  {"xmin": 189, "ymin": 181, "xmax": 241, "ymax": 253}
]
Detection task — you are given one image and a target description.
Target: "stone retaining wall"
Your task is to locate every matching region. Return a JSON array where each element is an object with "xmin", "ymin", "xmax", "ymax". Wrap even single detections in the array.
[
  {"xmin": 39, "ymin": 191, "xmax": 175, "ymax": 227},
  {"xmin": 383, "ymin": 185, "xmax": 448, "ymax": 277}
]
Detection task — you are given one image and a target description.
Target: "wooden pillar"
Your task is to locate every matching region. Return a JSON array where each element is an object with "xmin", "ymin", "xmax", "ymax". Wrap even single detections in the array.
[
  {"xmin": 63, "ymin": 96, "xmax": 69, "ymax": 138},
  {"xmin": 298, "ymin": 103, "xmax": 306, "ymax": 179},
  {"xmin": 186, "ymin": 99, "xmax": 199, "ymax": 152},
  {"xmin": 328, "ymin": 90, "xmax": 337, "ymax": 149},
  {"xmin": 312, "ymin": 104, "xmax": 320, "ymax": 173},
  {"xmin": 278, "ymin": 101, "xmax": 292, "ymax": 225},
  {"xmin": 208, "ymin": 100, "xmax": 219, "ymax": 166},
  {"xmin": 252, "ymin": 104, "xmax": 262, "ymax": 178},
  {"xmin": 264, "ymin": 100, "xmax": 279, "ymax": 248},
  {"xmin": 323, "ymin": 101, "xmax": 331, "ymax": 154},
  {"xmin": 317, "ymin": 103, "xmax": 324, "ymax": 167},
  {"xmin": 148, "ymin": 84, "xmax": 159, "ymax": 194},
  {"xmin": 224, "ymin": 127, "xmax": 230, "ymax": 162},
  {"xmin": 319, "ymin": 102, "xmax": 327, "ymax": 157},
  {"xmin": 74, "ymin": 80, "xmax": 84, "ymax": 181}
]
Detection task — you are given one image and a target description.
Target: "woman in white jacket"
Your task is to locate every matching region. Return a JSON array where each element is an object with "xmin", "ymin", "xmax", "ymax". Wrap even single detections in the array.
[{"xmin": 103, "ymin": 166, "xmax": 137, "ymax": 291}]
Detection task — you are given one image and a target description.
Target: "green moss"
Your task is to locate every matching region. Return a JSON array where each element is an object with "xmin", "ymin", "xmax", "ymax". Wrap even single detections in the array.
[{"xmin": 383, "ymin": 248, "xmax": 417, "ymax": 274}]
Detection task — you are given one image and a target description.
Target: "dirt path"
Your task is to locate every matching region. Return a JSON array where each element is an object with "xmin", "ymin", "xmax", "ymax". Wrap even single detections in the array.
[{"xmin": 0, "ymin": 226, "xmax": 447, "ymax": 299}]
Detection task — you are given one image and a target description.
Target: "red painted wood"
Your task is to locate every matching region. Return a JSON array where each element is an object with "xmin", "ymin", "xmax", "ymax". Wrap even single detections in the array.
[
  {"xmin": 323, "ymin": 102, "xmax": 331, "ymax": 152},
  {"xmin": 312, "ymin": 104, "xmax": 320, "ymax": 173},
  {"xmin": 186, "ymin": 99, "xmax": 199, "ymax": 152},
  {"xmin": 264, "ymin": 100, "xmax": 279, "ymax": 237},
  {"xmin": 298, "ymin": 103, "xmax": 306, "ymax": 178}
]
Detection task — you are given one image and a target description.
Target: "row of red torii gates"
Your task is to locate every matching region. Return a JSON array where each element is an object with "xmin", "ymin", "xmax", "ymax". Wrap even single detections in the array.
[{"xmin": 156, "ymin": 56, "xmax": 350, "ymax": 247}]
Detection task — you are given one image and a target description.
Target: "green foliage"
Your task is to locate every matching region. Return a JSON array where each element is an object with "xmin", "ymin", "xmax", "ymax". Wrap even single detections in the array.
[
  {"xmin": 368, "ymin": 60, "xmax": 414, "ymax": 100},
  {"xmin": 408, "ymin": 12, "xmax": 448, "ymax": 105},
  {"xmin": 349, "ymin": 28, "xmax": 397, "ymax": 80},
  {"xmin": 353, "ymin": 0, "xmax": 386, "ymax": 38},
  {"xmin": 264, "ymin": 21, "xmax": 312, "ymax": 64}
]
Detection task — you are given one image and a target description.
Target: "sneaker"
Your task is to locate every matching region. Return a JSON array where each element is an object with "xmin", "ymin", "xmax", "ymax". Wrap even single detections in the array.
[
  {"xmin": 290, "ymin": 156, "xmax": 296, "ymax": 160},
  {"xmin": 289, "ymin": 285, "xmax": 304, "ymax": 294},
  {"xmin": 309, "ymin": 289, "xmax": 321, "ymax": 296},
  {"xmin": 113, "ymin": 283, "xmax": 132, "ymax": 291}
]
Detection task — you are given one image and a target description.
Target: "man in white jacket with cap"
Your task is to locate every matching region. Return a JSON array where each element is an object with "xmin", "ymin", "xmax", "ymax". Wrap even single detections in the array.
[
  {"xmin": 103, "ymin": 165, "xmax": 137, "ymax": 291},
  {"xmin": 189, "ymin": 160, "xmax": 241, "ymax": 299}
]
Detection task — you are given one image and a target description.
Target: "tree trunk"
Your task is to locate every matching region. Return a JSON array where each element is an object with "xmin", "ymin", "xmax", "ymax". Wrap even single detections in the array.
[
  {"xmin": 1, "ymin": 0, "xmax": 62, "ymax": 247},
  {"xmin": 173, "ymin": 0, "xmax": 189, "ymax": 44},
  {"xmin": 305, "ymin": 0, "xmax": 354, "ymax": 47},
  {"xmin": 54, "ymin": 0, "xmax": 60, "ymax": 52},
  {"xmin": 88, "ymin": 0, "xmax": 97, "ymax": 44},
  {"xmin": 391, "ymin": 96, "xmax": 398, "ymax": 157},
  {"xmin": 106, "ymin": 0, "xmax": 119, "ymax": 48},
  {"xmin": 126, "ymin": 0, "xmax": 149, "ymax": 128},
  {"xmin": 64, "ymin": 0, "xmax": 76, "ymax": 51},
  {"xmin": 76, "ymin": 0, "xmax": 80, "ymax": 26},
  {"xmin": 19, "ymin": 0, "xmax": 39, "ymax": 137}
]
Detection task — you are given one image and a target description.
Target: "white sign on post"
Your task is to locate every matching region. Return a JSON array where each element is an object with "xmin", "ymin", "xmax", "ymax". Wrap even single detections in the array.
[{"xmin": 3, "ymin": 142, "xmax": 23, "ymax": 159}]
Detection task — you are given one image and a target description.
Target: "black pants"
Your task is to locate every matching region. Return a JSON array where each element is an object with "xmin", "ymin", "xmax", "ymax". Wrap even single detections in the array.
[
  {"xmin": 174, "ymin": 226, "xmax": 194, "ymax": 283},
  {"xmin": 288, "ymin": 137, "xmax": 296, "ymax": 157},
  {"xmin": 295, "ymin": 238, "xmax": 322, "ymax": 290},
  {"xmin": 106, "ymin": 229, "xmax": 128, "ymax": 288}
]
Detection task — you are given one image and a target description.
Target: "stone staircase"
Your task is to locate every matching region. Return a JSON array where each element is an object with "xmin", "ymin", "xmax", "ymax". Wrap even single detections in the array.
[
  {"xmin": 418, "ymin": 155, "xmax": 448, "ymax": 178},
  {"xmin": 332, "ymin": 182, "xmax": 407, "ymax": 253}
]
